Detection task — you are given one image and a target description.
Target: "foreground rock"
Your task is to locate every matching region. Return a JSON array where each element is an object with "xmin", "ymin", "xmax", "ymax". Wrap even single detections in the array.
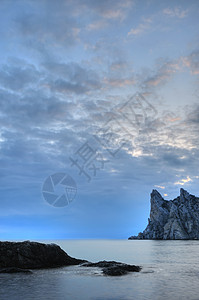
[
  {"xmin": 82, "ymin": 261, "xmax": 141, "ymax": 276},
  {"xmin": 0, "ymin": 267, "xmax": 33, "ymax": 274},
  {"xmin": 0, "ymin": 241, "xmax": 85, "ymax": 270},
  {"xmin": 129, "ymin": 189, "xmax": 199, "ymax": 240}
]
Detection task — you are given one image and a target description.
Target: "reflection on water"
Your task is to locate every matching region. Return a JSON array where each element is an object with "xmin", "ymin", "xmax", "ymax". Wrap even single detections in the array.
[{"xmin": 0, "ymin": 240, "xmax": 199, "ymax": 300}]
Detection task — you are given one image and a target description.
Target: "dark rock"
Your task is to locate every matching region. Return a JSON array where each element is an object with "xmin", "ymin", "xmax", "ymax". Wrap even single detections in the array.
[
  {"xmin": 0, "ymin": 267, "xmax": 32, "ymax": 274},
  {"xmin": 82, "ymin": 260, "xmax": 120, "ymax": 268},
  {"xmin": 81, "ymin": 260, "xmax": 141, "ymax": 276},
  {"xmin": 129, "ymin": 189, "xmax": 199, "ymax": 240},
  {"xmin": 102, "ymin": 265, "xmax": 140, "ymax": 276},
  {"xmin": 0, "ymin": 241, "xmax": 85, "ymax": 269}
]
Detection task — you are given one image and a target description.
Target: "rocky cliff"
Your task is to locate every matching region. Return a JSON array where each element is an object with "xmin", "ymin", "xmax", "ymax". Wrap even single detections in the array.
[{"xmin": 129, "ymin": 188, "xmax": 199, "ymax": 240}]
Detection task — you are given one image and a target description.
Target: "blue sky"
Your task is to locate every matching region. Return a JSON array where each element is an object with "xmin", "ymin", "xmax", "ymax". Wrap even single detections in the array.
[{"xmin": 0, "ymin": 0, "xmax": 199, "ymax": 239}]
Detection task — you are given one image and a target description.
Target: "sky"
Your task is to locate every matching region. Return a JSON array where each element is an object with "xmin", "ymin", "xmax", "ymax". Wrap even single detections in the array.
[{"xmin": 0, "ymin": 0, "xmax": 199, "ymax": 240}]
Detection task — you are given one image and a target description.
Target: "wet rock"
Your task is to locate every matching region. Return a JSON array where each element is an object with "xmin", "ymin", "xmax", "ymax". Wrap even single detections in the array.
[
  {"xmin": 0, "ymin": 241, "xmax": 85, "ymax": 269},
  {"xmin": 81, "ymin": 260, "xmax": 141, "ymax": 276},
  {"xmin": 0, "ymin": 267, "xmax": 32, "ymax": 274}
]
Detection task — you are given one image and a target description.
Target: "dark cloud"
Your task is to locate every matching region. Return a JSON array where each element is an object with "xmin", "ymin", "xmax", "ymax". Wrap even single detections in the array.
[
  {"xmin": 186, "ymin": 104, "xmax": 199, "ymax": 124},
  {"xmin": 0, "ymin": 62, "xmax": 40, "ymax": 91},
  {"xmin": 43, "ymin": 62, "xmax": 101, "ymax": 94},
  {"xmin": 14, "ymin": 0, "xmax": 80, "ymax": 47}
]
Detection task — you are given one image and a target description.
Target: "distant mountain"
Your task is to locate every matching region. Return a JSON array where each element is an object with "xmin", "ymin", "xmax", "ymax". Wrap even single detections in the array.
[{"xmin": 129, "ymin": 188, "xmax": 199, "ymax": 240}]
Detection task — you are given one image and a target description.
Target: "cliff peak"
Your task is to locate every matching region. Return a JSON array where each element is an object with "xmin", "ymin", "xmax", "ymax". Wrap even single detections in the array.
[
  {"xmin": 150, "ymin": 189, "xmax": 164, "ymax": 204},
  {"xmin": 180, "ymin": 188, "xmax": 190, "ymax": 200},
  {"xmin": 151, "ymin": 189, "xmax": 163, "ymax": 198}
]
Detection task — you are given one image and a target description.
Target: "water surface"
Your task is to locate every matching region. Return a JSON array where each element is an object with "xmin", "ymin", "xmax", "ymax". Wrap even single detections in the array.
[{"xmin": 0, "ymin": 240, "xmax": 199, "ymax": 300}]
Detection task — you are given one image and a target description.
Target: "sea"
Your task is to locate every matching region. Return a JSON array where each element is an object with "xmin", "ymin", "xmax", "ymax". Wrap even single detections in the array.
[{"xmin": 0, "ymin": 239, "xmax": 199, "ymax": 300}]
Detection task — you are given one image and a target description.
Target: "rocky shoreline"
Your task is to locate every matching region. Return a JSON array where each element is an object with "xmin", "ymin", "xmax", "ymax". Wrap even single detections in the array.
[{"xmin": 0, "ymin": 241, "xmax": 141, "ymax": 276}]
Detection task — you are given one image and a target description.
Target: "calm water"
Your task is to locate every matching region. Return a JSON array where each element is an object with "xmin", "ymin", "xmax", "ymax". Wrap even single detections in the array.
[{"xmin": 0, "ymin": 240, "xmax": 199, "ymax": 300}]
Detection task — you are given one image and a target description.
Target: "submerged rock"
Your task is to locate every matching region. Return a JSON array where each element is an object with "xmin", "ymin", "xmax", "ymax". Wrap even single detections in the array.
[
  {"xmin": 129, "ymin": 189, "xmax": 199, "ymax": 240},
  {"xmin": 81, "ymin": 260, "xmax": 141, "ymax": 276},
  {"xmin": 0, "ymin": 241, "xmax": 85, "ymax": 269}
]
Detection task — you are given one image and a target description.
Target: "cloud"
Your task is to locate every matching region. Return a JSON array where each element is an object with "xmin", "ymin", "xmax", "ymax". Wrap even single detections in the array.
[
  {"xmin": 163, "ymin": 7, "xmax": 188, "ymax": 19},
  {"xmin": 42, "ymin": 61, "xmax": 101, "ymax": 94},
  {"xmin": 82, "ymin": 0, "xmax": 133, "ymax": 20},
  {"xmin": 0, "ymin": 60, "xmax": 40, "ymax": 91},
  {"xmin": 128, "ymin": 18, "xmax": 152, "ymax": 36},
  {"xmin": 12, "ymin": 0, "xmax": 81, "ymax": 57},
  {"xmin": 186, "ymin": 104, "xmax": 199, "ymax": 124},
  {"xmin": 142, "ymin": 60, "xmax": 180, "ymax": 87},
  {"xmin": 182, "ymin": 51, "xmax": 199, "ymax": 75},
  {"xmin": 136, "ymin": 50, "xmax": 199, "ymax": 94},
  {"xmin": 86, "ymin": 20, "xmax": 107, "ymax": 31},
  {"xmin": 154, "ymin": 185, "xmax": 165, "ymax": 189},
  {"xmin": 102, "ymin": 9, "xmax": 125, "ymax": 20},
  {"xmin": 103, "ymin": 77, "xmax": 135, "ymax": 88},
  {"xmin": 110, "ymin": 61, "xmax": 128, "ymax": 71},
  {"xmin": 174, "ymin": 176, "xmax": 192, "ymax": 185}
]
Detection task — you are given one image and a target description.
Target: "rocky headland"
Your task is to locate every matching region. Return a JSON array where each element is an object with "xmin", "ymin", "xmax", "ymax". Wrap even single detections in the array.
[{"xmin": 129, "ymin": 188, "xmax": 199, "ymax": 240}]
